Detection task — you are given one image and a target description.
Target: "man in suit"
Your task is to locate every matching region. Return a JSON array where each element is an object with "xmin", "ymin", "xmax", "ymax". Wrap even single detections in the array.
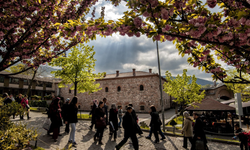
[{"xmin": 115, "ymin": 106, "xmax": 138, "ymax": 150}]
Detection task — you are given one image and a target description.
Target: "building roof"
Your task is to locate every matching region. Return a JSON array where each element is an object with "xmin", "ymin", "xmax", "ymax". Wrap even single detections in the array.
[
  {"xmin": 229, "ymin": 101, "xmax": 250, "ymax": 108},
  {"xmin": 221, "ymin": 99, "xmax": 235, "ymax": 105},
  {"xmin": 104, "ymin": 71, "xmax": 155, "ymax": 78},
  {"xmin": 185, "ymin": 98, "xmax": 235, "ymax": 111},
  {"xmin": 0, "ymin": 71, "xmax": 58, "ymax": 83}
]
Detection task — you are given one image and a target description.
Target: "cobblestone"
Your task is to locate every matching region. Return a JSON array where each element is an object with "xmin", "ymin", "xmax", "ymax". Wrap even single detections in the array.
[{"xmin": 13, "ymin": 112, "xmax": 240, "ymax": 150}]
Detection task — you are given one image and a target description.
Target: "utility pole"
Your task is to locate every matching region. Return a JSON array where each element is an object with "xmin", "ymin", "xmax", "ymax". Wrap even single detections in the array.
[{"xmin": 156, "ymin": 41, "xmax": 165, "ymax": 132}]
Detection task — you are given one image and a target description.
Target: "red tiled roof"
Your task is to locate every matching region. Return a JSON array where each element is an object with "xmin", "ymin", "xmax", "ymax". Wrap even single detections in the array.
[
  {"xmin": 185, "ymin": 98, "xmax": 235, "ymax": 111},
  {"xmin": 104, "ymin": 71, "xmax": 155, "ymax": 78}
]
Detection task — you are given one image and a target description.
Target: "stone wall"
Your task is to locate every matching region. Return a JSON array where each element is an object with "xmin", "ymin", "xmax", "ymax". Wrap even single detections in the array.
[{"xmin": 59, "ymin": 75, "xmax": 171, "ymax": 112}]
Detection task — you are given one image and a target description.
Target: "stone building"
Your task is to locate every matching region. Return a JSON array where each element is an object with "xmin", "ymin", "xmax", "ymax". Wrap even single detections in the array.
[{"xmin": 59, "ymin": 69, "xmax": 171, "ymax": 112}]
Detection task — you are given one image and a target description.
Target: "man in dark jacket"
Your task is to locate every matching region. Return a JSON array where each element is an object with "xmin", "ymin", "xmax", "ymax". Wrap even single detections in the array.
[
  {"xmin": 103, "ymin": 98, "xmax": 108, "ymax": 125},
  {"xmin": 3, "ymin": 93, "xmax": 12, "ymax": 105},
  {"xmin": 192, "ymin": 112, "xmax": 208, "ymax": 150},
  {"xmin": 233, "ymin": 123, "xmax": 248, "ymax": 150},
  {"xmin": 115, "ymin": 106, "xmax": 138, "ymax": 150},
  {"xmin": 129, "ymin": 103, "xmax": 143, "ymax": 135},
  {"xmin": 62, "ymin": 98, "xmax": 70, "ymax": 134}
]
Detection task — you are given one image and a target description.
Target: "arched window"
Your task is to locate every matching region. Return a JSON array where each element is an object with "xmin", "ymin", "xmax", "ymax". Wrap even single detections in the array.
[
  {"xmin": 140, "ymin": 85, "xmax": 144, "ymax": 91},
  {"xmin": 105, "ymin": 87, "xmax": 108, "ymax": 92},
  {"xmin": 117, "ymin": 86, "xmax": 121, "ymax": 92},
  {"xmin": 69, "ymin": 89, "xmax": 71, "ymax": 93}
]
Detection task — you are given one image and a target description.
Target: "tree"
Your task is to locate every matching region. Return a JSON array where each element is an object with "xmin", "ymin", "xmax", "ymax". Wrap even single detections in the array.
[
  {"xmin": 49, "ymin": 43, "xmax": 104, "ymax": 96},
  {"xmin": 163, "ymin": 69, "xmax": 205, "ymax": 105},
  {"xmin": 0, "ymin": 0, "xmax": 103, "ymax": 74},
  {"xmin": 224, "ymin": 69, "xmax": 250, "ymax": 102}
]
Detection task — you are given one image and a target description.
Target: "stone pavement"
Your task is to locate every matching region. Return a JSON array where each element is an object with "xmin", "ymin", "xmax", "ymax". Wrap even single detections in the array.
[{"xmin": 11, "ymin": 111, "xmax": 240, "ymax": 150}]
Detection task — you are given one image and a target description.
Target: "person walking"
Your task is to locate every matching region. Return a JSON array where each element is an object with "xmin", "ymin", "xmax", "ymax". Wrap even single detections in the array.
[
  {"xmin": 109, "ymin": 104, "xmax": 118, "ymax": 141},
  {"xmin": 103, "ymin": 98, "xmax": 108, "ymax": 126},
  {"xmin": 20, "ymin": 95, "xmax": 30, "ymax": 120},
  {"xmin": 65, "ymin": 96, "xmax": 78, "ymax": 147},
  {"xmin": 49, "ymin": 97, "xmax": 63, "ymax": 142},
  {"xmin": 182, "ymin": 111, "xmax": 193, "ymax": 149},
  {"xmin": 62, "ymin": 98, "xmax": 70, "ymax": 134},
  {"xmin": 192, "ymin": 112, "xmax": 208, "ymax": 150},
  {"xmin": 94, "ymin": 101, "xmax": 106, "ymax": 145},
  {"xmin": 233, "ymin": 123, "xmax": 248, "ymax": 150},
  {"xmin": 118, "ymin": 106, "xmax": 123, "ymax": 128},
  {"xmin": 149, "ymin": 105, "xmax": 162, "ymax": 143},
  {"xmin": 115, "ymin": 106, "xmax": 139, "ymax": 150},
  {"xmin": 89, "ymin": 99, "xmax": 98, "ymax": 130},
  {"xmin": 129, "ymin": 103, "xmax": 143, "ymax": 135},
  {"xmin": 15, "ymin": 94, "xmax": 23, "ymax": 119},
  {"xmin": 3, "ymin": 93, "xmax": 12, "ymax": 105}
]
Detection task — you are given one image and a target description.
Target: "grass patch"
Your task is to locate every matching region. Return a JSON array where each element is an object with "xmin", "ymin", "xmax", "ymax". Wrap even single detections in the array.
[
  {"xmin": 30, "ymin": 107, "xmax": 38, "ymax": 111},
  {"xmin": 77, "ymin": 114, "xmax": 92, "ymax": 119},
  {"xmin": 166, "ymin": 115, "xmax": 183, "ymax": 129},
  {"xmin": 140, "ymin": 126, "xmax": 150, "ymax": 130}
]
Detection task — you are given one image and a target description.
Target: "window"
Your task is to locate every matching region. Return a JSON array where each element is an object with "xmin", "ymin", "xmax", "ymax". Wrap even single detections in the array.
[
  {"xmin": 9, "ymin": 78, "xmax": 19, "ymax": 84},
  {"xmin": 117, "ymin": 86, "xmax": 121, "ymax": 92},
  {"xmin": 140, "ymin": 85, "xmax": 144, "ymax": 91},
  {"xmin": 0, "ymin": 76, "xmax": 4, "ymax": 83},
  {"xmin": 105, "ymin": 87, "xmax": 108, "ymax": 92},
  {"xmin": 140, "ymin": 106, "xmax": 145, "ymax": 110},
  {"xmin": 23, "ymin": 79, "xmax": 28, "ymax": 85},
  {"xmin": 37, "ymin": 81, "xmax": 43, "ymax": 87},
  {"xmin": 46, "ymin": 82, "xmax": 52, "ymax": 88},
  {"xmin": 69, "ymin": 89, "xmax": 71, "ymax": 93}
]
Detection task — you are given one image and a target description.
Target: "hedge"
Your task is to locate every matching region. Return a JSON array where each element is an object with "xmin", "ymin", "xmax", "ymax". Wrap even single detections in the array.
[{"xmin": 29, "ymin": 100, "xmax": 48, "ymax": 107}]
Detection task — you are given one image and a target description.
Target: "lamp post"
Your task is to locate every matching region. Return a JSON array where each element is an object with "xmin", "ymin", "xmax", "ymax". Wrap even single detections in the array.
[{"xmin": 156, "ymin": 41, "xmax": 165, "ymax": 132}]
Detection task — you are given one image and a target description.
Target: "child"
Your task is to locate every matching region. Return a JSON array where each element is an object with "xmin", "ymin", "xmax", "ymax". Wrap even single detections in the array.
[{"xmin": 233, "ymin": 123, "xmax": 248, "ymax": 150}]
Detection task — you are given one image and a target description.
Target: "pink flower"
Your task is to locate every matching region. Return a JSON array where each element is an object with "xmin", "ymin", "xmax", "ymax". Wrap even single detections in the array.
[
  {"xmin": 162, "ymin": 24, "xmax": 172, "ymax": 32},
  {"xmin": 143, "ymin": 11, "xmax": 151, "ymax": 17},
  {"xmin": 154, "ymin": 35, "xmax": 161, "ymax": 41},
  {"xmin": 207, "ymin": 0, "xmax": 217, "ymax": 8},
  {"xmin": 134, "ymin": 17, "xmax": 142, "ymax": 28},
  {"xmin": 161, "ymin": 9, "xmax": 169, "ymax": 20}
]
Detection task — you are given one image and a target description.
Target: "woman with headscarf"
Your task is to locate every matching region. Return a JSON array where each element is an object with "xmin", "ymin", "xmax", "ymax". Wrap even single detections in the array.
[
  {"xmin": 109, "ymin": 104, "xmax": 118, "ymax": 141},
  {"xmin": 89, "ymin": 99, "xmax": 98, "ymax": 130},
  {"xmin": 182, "ymin": 111, "xmax": 193, "ymax": 149},
  {"xmin": 49, "ymin": 97, "xmax": 63, "ymax": 142},
  {"xmin": 94, "ymin": 101, "xmax": 106, "ymax": 145},
  {"xmin": 149, "ymin": 105, "xmax": 162, "ymax": 143},
  {"xmin": 65, "ymin": 96, "xmax": 78, "ymax": 146}
]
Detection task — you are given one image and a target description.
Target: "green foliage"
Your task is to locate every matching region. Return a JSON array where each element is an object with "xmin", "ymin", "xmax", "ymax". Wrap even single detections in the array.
[
  {"xmin": 163, "ymin": 69, "xmax": 205, "ymax": 105},
  {"xmin": 44, "ymin": 95, "xmax": 52, "ymax": 98},
  {"xmin": 0, "ymin": 99, "xmax": 38, "ymax": 150},
  {"xmin": 224, "ymin": 69, "xmax": 250, "ymax": 102},
  {"xmin": 77, "ymin": 114, "xmax": 92, "ymax": 119},
  {"xmin": 29, "ymin": 100, "xmax": 48, "ymax": 107},
  {"xmin": 31, "ymin": 95, "xmax": 42, "ymax": 100},
  {"xmin": 49, "ymin": 43, "xmax": 105, "ymax": 96}
]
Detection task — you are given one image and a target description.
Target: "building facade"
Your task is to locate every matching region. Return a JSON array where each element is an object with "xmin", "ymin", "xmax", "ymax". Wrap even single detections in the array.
[
  {"xmin": 59, "ymin": 69, "xmax": 171, "ymax": 112},
  {"xmin": 0, "ymin": 71, "xmax": 57, "ymax": 98}
]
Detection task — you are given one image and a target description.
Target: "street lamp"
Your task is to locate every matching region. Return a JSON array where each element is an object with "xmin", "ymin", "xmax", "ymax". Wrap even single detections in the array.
[{"xmin": 156, "ymin": 41, "xmax": 165, "ymax": 132}]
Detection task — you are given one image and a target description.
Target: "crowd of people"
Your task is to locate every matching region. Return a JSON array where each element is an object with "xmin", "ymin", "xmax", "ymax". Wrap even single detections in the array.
[{"xmin": 2, "ymin": 93, "xmax": 31, "ymax": 120}]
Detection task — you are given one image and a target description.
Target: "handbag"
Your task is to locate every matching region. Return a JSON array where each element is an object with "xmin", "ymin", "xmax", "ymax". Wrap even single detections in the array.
[
  {"xmin": 95, "ymin": 118, "xmax": 106, "ymax": 128},
  {"xmin": 195, "ymin": 139, "xmax": 205, "ymax": 150},
  {"xmin": 43, "ymin": 118, "xmax": 51, "ymax": 130}
]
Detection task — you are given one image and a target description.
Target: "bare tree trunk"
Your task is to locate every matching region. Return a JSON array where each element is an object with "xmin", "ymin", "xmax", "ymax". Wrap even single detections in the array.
[{"xmin": 27, "ymin": 69, "xmax": 37, "ymax": 97}]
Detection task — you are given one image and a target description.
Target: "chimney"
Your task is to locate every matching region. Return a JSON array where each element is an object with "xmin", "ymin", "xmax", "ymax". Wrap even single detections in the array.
[
  {"xmin": 214, "ymin": 81, "xmax": 217, "ymax": 87},
  {"xmin": 133, "ymin": 68, "xmax": 136, "ymax": 76},
  {"xmin": 149, "ymin": 68, "xmax": 152, "ymax": 73},
  {"xmin": 116, "ymin": 70, "xmax": 119, "ymax": 77}
]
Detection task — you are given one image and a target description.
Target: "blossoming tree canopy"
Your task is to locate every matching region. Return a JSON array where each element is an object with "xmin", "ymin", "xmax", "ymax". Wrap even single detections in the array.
[
  {"xmin": 0, "ymin": 0, "xmax": 100, "ymax": 74},
  {"xmin": 107, "ymin": 0, "xmax": 250, "ymax": 84}
]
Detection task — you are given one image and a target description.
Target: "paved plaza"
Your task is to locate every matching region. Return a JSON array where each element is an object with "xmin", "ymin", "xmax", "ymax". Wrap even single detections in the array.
[{"xmin": 12, "ymin": 111, "xmax": 240, "ymax": 150}]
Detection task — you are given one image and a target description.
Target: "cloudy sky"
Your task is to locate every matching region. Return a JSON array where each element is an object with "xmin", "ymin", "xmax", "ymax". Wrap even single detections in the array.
[{"xmin": 65, "ymin": 0, "xmax": 225, "ymax": 81}]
